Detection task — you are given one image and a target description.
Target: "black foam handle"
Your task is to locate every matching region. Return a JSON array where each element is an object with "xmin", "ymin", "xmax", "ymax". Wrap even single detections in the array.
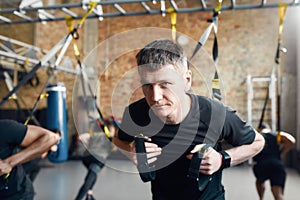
[
  {"xmin": 187, "ymin": 144, "xmax": 212, "ymax": 191},
  {"xmin": 135, "ymin": 135, "xmax": 156, "ymax": 182}
]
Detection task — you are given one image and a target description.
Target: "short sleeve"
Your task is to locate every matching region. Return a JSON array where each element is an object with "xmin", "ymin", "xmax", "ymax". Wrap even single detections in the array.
[
  {"xmin": 0, "ymin": 119, "xmax": 27, "ymax": 146},
  {"xmin": 222, "ymin": 107, "xmax": 256, "ymax": 146},
  {"xmin": 118, "ymin": 106, "xmax": 135, "ymax": 142}
]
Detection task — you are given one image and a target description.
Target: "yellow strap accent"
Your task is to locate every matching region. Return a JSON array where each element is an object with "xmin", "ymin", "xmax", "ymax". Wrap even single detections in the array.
[
  {"xmin": 72, "ymin": 42, "xmax": 81, "ymax": 59},
  {"xmin": 276, "ymin": 131, "xmax": 282, "ymax": 143},
  {"xmin": 40, "ymin": 93, "xmax": 49, "ymax": 99},
  {"xmin": 78, "ymin": 2, "xmax": 97, "ymax": 27},
  {"xmin": 195, "ymin": 144, "xmax": 209, "ymax": 153},
  {"xmin": 214, "ymin": 0, "xmax": 223, "ymax": 13},
  {"xmin": 89, "ymin": 127, "xmax": 94, "ymax": 137},
  {"xmin": 104, "ymin": 125, "xmax": 112, "ymax": 138},
  {"xmin": 65, "ymin": 15, "xmax": 74, "ymax": 33},
  {"xmin": 211, "ymin": 78, "xmax": 220, "ymax": 89},
  {"xmin": 65, "ymin": 16, "xmax": 81, "ymax": 59},
  {"xmin": 8, "ymin": 96, "xmax": 16, "ymax": 100},
  {"xmin": 23, "ymin": 93, "xmax": 48, "ymax": 125},
  {"xmin": 24, "ymin": 117, "xmax": 30, "ymax": 125},
  {"xmin": 4, "ymin": 173, "xmax": 10, "ymax": 179},
  {"xmin": 167, "ymin": 8, "xmax": 176, "ymax": 42},
  {"xmin": 278, "ymin": 2, "xmax": 288, "ymax": 41},
  {"xmin": 24, "ymin": 58, "xmax": 30, "ymax": 68}
]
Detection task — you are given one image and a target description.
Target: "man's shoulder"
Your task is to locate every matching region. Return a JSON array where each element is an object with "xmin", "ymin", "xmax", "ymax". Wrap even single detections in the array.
[{"xmin": 192, "ymin": 94, "xmax": 224, "ymax": 110}]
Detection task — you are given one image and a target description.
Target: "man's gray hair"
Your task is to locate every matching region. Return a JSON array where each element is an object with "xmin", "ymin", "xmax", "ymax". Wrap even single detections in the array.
[{"xmin": 136, "ymin": 39, "xmax": 188, "ymax": 72}]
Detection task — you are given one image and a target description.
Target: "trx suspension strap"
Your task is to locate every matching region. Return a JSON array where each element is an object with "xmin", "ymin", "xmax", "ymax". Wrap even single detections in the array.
[
  {"xmin": 167, "ymin": 7, "xmax": 177, "ymax": 42},
  {"xmin": 188, "ymin": 0, "xmax": 225, "ymax": 191},
  {"xmin": 135, "ymin": 134, "xmax": 156, "ymax": 182},
  {"xmin": 274, "ymin": 2, "xmax": 288, "ymax": 143},
  {"xmin": 134, "ymin": 5, "xmax": 178, "ymax": 182},
  {"xmin": 187, "ymin": 99, "xmax": 226, "ymax": 191},
  {"xmin": 257, "ymin": 91, "xmax": 269, "ymax": 131},
  {"xmin": 187, "ymin": 144, "xmax": 212, "ymax": 191},
  {"xmin": 3, "ymin": 71, "xmax": 40, "ymax": 125},
  {"xmin": 66, "ymin": 2, "xmax": 112, "ymax": 139},
  {"xmin": 190, "ymin": 0, "xmax": 223, "ymax": 101}
]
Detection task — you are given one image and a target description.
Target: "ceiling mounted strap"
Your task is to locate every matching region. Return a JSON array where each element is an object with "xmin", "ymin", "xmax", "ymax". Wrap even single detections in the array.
[
  {"xmin": 66, "ymin": 3, "xmax": 112, "ymax": 138},
  {"xmin": 167, "ymin": 7, "xmax": 177, "ymax": 42},
  {"xmin": 275, "ymin": 2, "xmax": 288, "ymax": 143},
  {"xmin": 191, "ymin": 0, "xmax": 223, "ymax": 101}
]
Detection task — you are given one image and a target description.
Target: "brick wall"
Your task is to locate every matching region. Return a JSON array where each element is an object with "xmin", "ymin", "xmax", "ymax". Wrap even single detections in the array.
[{"xmin": 0, "ymin": 3, "xmax": 287, "ymax": 135}]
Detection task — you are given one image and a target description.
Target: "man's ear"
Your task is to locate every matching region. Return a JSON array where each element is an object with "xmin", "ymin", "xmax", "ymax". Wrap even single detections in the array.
[{"xmin": 184, "ymin": 70, "xmax": 192, "ymax": 92}]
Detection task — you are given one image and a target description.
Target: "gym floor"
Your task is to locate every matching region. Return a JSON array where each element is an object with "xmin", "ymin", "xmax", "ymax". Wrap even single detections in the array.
[{"xmin": 33, "ymin": 155, "xmax": 300, "ymax": 200}]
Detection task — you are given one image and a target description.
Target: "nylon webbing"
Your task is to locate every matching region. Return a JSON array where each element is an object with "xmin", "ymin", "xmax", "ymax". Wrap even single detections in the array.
[
  {"xmin": 275, "ymin": 2, "xmax": 288, "ymax": 143},
  {"xmin": 66, "ymin": 3, "xmax": 112, "ymax": 139},
  {"xmin": 191, "ymin": 0, "xmax": 223, "ymax": 101},
  {"xmin": 167, "ymin": 7, "xmax": 177, "ymax": 42},
  {"xmin": 135, "ymin": 134, "xmax": 156, "ymax": 182},
  {"xmin": 187, "ymin": 1, "xmax": 224, "ymax": 191},
  {"xmin": 24, "ymin": 85, "xmax": 50, "ymax": 125},
  {"xmin": 257, "ymin": 92, "xmax": 269, "ymax": 131},
  {"xmin": 187, "ymin": 144, "xmax": 212, "ymax": 191}
]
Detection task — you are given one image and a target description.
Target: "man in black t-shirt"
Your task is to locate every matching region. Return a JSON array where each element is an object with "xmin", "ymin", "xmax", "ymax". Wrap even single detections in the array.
[
  {"xmin": 0, "ymin": 119, "xmax": 60, "ymax": 200},
  {"xmin": 113, "ymin": 39, "xmax": 265, "ymax": 200},
  {"xmin": 253, "ymin": 123, "xmax": 295, "ymax": 200}
]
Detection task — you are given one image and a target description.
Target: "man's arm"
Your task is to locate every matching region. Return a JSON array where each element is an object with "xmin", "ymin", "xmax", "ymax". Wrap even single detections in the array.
[
  {"xmin": 3, "ymin": 125, "xmax": 60, "ymax": 169},
  {"xmin": 188, "ymin": 131, "xmax": 265, "ymax": 175},
  {"xmin": 225, "ymin": 131, "xmax": 265, "ymax": 166},
  {"xmin": 280, "ymin": 131, "xmax": 296, "ymax": 157},
  {"xmin": 112, "ymin": 132, "xmax": 161, "ymax": 165}
]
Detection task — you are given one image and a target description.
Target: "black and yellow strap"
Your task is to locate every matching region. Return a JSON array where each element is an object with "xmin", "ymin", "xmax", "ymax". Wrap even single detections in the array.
[
  {"xmin": 275, "ymin": 2, "xmax": 288, "ymax": 143},
  {"xmin": 167, "ymin": 7, "xmax": 177, "ymax": 42},
  {"xmin": 66, "ymin": 2, "xmax": 112, "ymax": 139},
  {"xmin": 134, "ymin": 133, "xmax": 156, "ymax": 182},
  {"xmin": 191, "ymin": 0, "xmax": 223, "ymax": 101},
  {"xmin": 187, "ymin": 144, "xmax": 212, "ymax": 191},
  {"xmin": 24, "ymin": 93, "xmax": 49, "ymax": 125}
]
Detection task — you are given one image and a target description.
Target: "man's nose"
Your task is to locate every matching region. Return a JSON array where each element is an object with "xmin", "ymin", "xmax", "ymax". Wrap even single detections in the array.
[{"xmin": 152, "ymin": 85, "xmax": 163, "ymax": 102}]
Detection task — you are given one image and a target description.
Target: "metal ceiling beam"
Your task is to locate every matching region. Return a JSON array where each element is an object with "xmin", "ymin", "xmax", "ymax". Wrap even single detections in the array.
[
  {"xmin": 0, "ymin": 35, "xmax": 79, "ymax": 75},
  {"xmin": 0, "ymin": 0, "xmax": 299, "ymax": 25}
]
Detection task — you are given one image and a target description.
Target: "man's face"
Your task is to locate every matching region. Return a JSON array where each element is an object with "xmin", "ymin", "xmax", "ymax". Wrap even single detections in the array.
[{"xmin": 139, "ymin": 64, "xmax": 191, "ymax": 123}]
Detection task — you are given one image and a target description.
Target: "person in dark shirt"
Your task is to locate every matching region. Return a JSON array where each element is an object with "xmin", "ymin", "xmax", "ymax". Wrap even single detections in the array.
[
  {"xmin": 253, "ymin": 122, "xmax": 295, "ymax": 200},
  {"xmin": 0, "ymin": 119, "xmax": 60, "ymax": 200},
  {"xmin": 113, "ymin": 39, "xmax": 265, "ymax": 200}
]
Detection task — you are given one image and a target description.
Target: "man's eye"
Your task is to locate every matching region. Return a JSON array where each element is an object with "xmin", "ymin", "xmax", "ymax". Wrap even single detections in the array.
[{"xmin": 161, "ymin": 82, "xmax": 170, "ymax": 87}]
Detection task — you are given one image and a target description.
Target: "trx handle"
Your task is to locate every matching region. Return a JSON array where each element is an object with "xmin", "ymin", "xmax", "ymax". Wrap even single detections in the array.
[
  {"xmin": 187, "ymin": 144, "xmax": 212, "ymax": 191},
  {"xmin": 134, "ymin": 134, "xmax": 156, "ymax": 182}
]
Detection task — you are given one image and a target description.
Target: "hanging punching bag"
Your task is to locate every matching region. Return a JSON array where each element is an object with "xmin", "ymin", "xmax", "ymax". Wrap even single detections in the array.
[{"xmin": 46, "ymin": 82, "xmax": 68, "ymax": 162}]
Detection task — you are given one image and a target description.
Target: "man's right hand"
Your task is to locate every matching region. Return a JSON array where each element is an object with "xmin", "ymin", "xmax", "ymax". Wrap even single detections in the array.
[
  {"xmin": 130, "ymin": 140, "xmax": 162, "ymax": 165},
  {"xmin": 0, "ymin": 160, "xmax": 12, "ymax": 176}
]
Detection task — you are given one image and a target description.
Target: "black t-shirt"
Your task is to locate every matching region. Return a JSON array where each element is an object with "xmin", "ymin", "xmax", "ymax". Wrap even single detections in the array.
[
  {"xmin": 118, "ymin": 94, "xmax": 256, "ymax": 200},
  {"xmin": 0, "ymin": 119, "xmax": 32, "ymax": 199}
]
